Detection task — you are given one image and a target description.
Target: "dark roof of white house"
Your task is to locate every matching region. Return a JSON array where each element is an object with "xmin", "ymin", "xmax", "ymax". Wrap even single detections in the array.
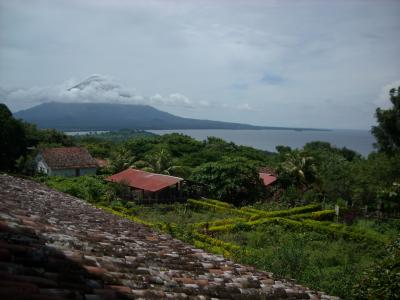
[{"xmin": 39, "ymin": 147, "xmax": 97, "ymax": 169}]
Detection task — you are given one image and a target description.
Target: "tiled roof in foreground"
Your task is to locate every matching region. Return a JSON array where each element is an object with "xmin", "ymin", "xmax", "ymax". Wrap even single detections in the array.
[{"xmin": 0, "ymin": 174, "xmax": 339, "ymax": 300}]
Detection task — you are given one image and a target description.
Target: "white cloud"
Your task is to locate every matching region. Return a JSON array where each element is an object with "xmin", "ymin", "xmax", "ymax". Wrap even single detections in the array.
[
  {"xmin": 2, "ymin": 75, "xmax": 221, "ymax": 112},
  {"xmin": 2, "ymin": 75, "xmax": 143, "ymax": 111},
  {"xmin": 150, "ymin": 93, "xmax": 193, "ymax": 108},
  {"xmin": 236, "ymin": 103, "xmax": 254, "ymax": 111}
]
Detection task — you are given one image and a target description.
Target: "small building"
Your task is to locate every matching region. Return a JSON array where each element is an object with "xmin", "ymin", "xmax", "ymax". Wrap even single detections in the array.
[
  {"xmin": 36, "ymin": 147, "xmax": 98, "ymax": 177},
  {"xmin": 259, "ymin": 172, "xmax": 277, "ymax": 187},
  {"xmin": 106, "ymin": 168, "xmax": 184, "ymax": 203}
]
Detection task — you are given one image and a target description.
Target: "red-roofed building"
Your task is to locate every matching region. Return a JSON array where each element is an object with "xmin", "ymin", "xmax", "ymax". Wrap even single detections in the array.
[
  {"xmin": 259, "ymin": 172, "xmax": 277, "ymax": 187},
  {"xmin": 106, "ymin": 168, "xmax": 184, "ymax": 203},
  {"xmin": 36, "ymin": 147, "xmax": 98, "ymax": 177}
]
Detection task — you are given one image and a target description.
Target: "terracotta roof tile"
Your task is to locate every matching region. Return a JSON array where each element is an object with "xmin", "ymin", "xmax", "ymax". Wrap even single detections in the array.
[
  {"xmin": 259, "ymin": 172, "xmax": 277, "ymax": 186},
  {"xmin": 106, "ymin": 168, "xmax": 183, "ymax": 192},
  {"xmin": 40, "ymin": 147, "xmax": 97, "ymax": 169}
]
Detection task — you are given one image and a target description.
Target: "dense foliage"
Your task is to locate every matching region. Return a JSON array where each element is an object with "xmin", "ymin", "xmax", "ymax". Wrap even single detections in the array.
[
  {"xmin": 372, "ymin": 86, "xmax": 400, "ymax": 154},
  {"xmin": 190, "ymin": 157, "xmax": 263, "ymax": 205},
  {"xmin": 0, "ymin": 104, "xmax": 74, "ymax": 172},
  {"xmin": 354, "ymin": 238, "xmax": 400, "ymax": 299},
  {"xmin": 0, "ymin": 104, "xmax": 27, "ymax": 171}
]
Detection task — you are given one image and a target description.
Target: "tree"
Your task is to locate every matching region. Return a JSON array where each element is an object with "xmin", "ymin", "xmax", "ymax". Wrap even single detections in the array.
[
  {"xmin": 20, "ymin": 122, "xmax": 74, "ymax": 148},
  {"xmin": 133, "ymin": 147, "xmax": 192, "ymax": 178},
  {"xmin": 303, "ymin": 141, "xmax": 361, "ymax": 162},
  {"xmin": 160, "ymin": 133, "xmax": 202, "ymax": 157},
  {"xmin": 190, "ymin": 157, "xmax": 263, "ymax": 205},
  {"xmin": 143, "ymin": 148, "xmax": 174, "ymax": 174},
  {"xmin": 372, "ymin": 86, "xmax": 400, "ymax": 154},
  {"xmin": 277, "ymin": 150, "xmax": 318, "ymax": 190},
  {"xmin": 0, "ymin": 104, "xmax": 27, "ymax": 171},
  {"xmin": 107, "ymin": 145, "xmax": 136, "ymax": 173}
]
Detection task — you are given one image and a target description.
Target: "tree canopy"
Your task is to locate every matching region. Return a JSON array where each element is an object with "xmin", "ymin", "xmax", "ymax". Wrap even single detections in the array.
[
  {"xmin": 190, "ymin": 157, "xmax": 263, "ymax": 205},
  {"xmin": 372, "ymin": 86, "xmax": 400, "ymax": 154},
  {"xmin": 0, "ymin": 104, "xmax": 27, "ymax": 171}
]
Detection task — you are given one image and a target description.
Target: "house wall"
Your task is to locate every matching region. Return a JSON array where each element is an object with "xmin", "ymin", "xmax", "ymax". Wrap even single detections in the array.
[
  {"xmin": 48, "ymin": 167, "xmax": 97, "ymax": 177},
  {"xmin": 36, "ymin": 160, "xmax": 49, "ymax": 175},
  {"xmin": 79, "ymin": 167, "xmax": 97, "ymax": 176},
  {"xmin": 49, "ymin": 168, "xmax": 76, "ymax": 177},
  {"xmin": 130, "ymin": 184, "xmax": 185, "ymax": 204}
]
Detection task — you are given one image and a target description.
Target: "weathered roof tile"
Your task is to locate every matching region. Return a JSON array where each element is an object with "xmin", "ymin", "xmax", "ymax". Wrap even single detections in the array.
[{"xmin": 39, "ymin": 147, "xmax": 97, "ymax": 169}]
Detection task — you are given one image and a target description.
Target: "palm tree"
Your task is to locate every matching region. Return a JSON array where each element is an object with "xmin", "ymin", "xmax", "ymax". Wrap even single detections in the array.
[
  {"xmin": 278, "ymin": 150, "xmax": 318, "ymax": 189},
  {"xmin": 133, "ymin": 148, "xmax": 192, "ymax": 178},
  {"xmin": 108, "ymin": 146, "xmax": 136, "ymax": 173}
]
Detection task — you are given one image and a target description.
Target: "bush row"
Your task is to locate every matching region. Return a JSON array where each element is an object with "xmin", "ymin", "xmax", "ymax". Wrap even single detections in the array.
[
  {"xmin": 187, "ymin": 199, "xmax": 253, "ymax": 217},
  {"xmin": 288, "ymin": 209, "xmax": 336, "ymax": 221},
  {"xmin": 195, "ymin": 217, "xmax": 246, "ymax": 230},
  {"xmin": 208, "ymin": 213, "xmax": 389, "ymax": 244},
  {"xmin": 222, "ymin": 217, "xmax": 388, "ymax": 244},
  {"xmin": 200, "ymin": 198, "xmax": 233, "ymax": 208},
  {"xmin": 192, "ymin": 231, "xmax": 240, "ymax": 257},
  {"xmin": 248, "ymin": 203, "xmax": 322, "ymax": 221},
  {"xmin": 98, "ymin": 205, "xmax": 154, "ymax": 227}
]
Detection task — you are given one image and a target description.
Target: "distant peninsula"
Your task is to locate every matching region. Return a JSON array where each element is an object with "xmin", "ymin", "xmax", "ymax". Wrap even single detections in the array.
[{"xmin": 14, "ymin": 102, "xmax": 328, "ymax": 132}]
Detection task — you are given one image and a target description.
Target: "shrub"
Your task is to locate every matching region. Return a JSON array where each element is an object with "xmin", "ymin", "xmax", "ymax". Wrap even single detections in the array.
[
  {"xmin": 248, "ymin": 203, "xmax": 322, "ymax": 221},
  {"xmin": 353, "ymin": 238, "xmax": 400, "ymax": 299},
  {"xmin": 289, "ymin": 210, "xmax": 336, "ymax": 221},
  {"xmin": 201, "ymin": 198, "xmax": 233, "ymax": 208},
  {"xmin": 188, "ymin": 199, "xmax": 253, "ymax": 217}
]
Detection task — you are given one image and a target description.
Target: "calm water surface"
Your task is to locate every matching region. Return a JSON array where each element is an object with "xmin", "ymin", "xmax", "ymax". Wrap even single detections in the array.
[
  {"xmin": 149, "ymin": 129, "xmax": 375, "ymax": 156},
  {"xmin": 65, "ymin": 131, "xmax": 109, "ymax": 136}
]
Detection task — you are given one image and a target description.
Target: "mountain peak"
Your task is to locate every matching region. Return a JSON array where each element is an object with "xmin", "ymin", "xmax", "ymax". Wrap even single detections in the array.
[{"xmin": 67, "ymin": 75, "xmax": 121, "ymax": 92}]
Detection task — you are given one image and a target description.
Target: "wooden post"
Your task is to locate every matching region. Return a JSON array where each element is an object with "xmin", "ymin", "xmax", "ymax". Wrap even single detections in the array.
[{"xmin": 335, "ymin": 205, "xmax": 339, "ymax": 223}]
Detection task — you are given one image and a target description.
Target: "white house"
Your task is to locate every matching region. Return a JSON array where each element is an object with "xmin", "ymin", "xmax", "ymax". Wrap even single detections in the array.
[{"xmin": 36, "ymin": 147, "xmax": 98, "ymax": 177}]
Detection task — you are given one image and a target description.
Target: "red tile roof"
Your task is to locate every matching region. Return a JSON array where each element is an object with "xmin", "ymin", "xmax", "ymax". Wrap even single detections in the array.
[
  {"xmin": 259, "ymin": 172, "xmax": 277, "ymax": 186},
  {"xmin": 106, "ymin": 168, "xmax": 183, "ymax": 192},
  {"xmin": 40, "ymin": 147, "xmax": 97, "ymax": 169}
]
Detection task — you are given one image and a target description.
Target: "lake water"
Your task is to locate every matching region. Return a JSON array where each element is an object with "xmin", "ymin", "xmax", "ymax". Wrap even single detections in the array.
[
  {"xmin": 149, "ymin": 129, "xmax": 375, "ymax": 156},
  {"xmin": 65, "ymin": 131, "xmax": 110, "ymax": 136}
]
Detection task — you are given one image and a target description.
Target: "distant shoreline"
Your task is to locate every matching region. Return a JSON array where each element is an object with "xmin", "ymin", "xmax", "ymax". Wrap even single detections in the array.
[{"xmin": 64, "ymin": 127, "xmax": 330, "ymax": 134}]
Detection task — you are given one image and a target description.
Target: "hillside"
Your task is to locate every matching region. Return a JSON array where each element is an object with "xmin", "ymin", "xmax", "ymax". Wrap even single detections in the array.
[
  {"xmin": 0, "ymin": 174, "xmax": 337, "ymax": 299},
  {"xmin": 14, "ymin": 102, "xmax": 269, "ymax": 131}
]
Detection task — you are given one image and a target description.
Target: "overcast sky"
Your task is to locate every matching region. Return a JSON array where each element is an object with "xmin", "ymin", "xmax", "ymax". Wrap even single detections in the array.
[{"xmin": 1, "ymin": 0, "xmax": 399, "ymax": 129}]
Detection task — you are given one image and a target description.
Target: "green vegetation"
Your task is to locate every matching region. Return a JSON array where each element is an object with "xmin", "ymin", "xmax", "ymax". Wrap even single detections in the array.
[
  {"xmin": 354, "ymin": 238, "xmax": 400, "ymax": 299},
  {"xmin": 190, "ymin": 157, "xmax": 263, "ymax": 205},
  {"xmin": 372, "ymin": 86, "xmax": 400, "ymax": 154},
  {"xmin": 1, "ymin": 104, "xmax": 75, "ymax": 173},
  {"xmin": 0, "ymin": 104, "xmax": 27, "ymax": 171}
]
